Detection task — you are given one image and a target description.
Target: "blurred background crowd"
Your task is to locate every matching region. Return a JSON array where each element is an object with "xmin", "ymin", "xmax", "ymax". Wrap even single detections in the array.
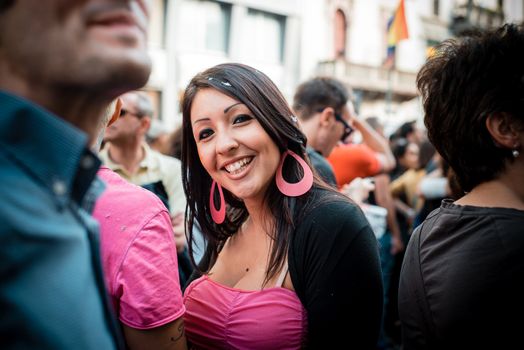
[{"xmin": 138, "ymin": 0, "xmax": 523, "ymax": 135}]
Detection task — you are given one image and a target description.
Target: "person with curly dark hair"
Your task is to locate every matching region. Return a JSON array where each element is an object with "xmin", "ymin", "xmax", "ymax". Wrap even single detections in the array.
[{"xmin": 398, "ymin": 23, "xmax": 524, "ymax": 349}]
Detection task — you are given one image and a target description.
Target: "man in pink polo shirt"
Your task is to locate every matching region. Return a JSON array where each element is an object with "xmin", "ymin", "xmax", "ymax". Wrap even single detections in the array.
[{"xmin": 92, "ymin": 100, "xmax": 187, "ymax": 350}]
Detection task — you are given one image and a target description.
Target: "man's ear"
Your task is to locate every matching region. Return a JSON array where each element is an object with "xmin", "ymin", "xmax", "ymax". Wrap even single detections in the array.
[
  {"xmin": 486, "ymin": 112, "xmax": 520, "ymax": 148},
  {"xmin": 140, "ymin": 116, "xmax": 151, "ymax": 133},
  {"xmin": 319, "ymin": 107, "xmax": 335, "ymax": 127}
]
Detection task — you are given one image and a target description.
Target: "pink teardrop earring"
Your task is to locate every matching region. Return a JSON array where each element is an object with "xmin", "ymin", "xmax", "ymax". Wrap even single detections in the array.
[
  {"xmin": 209, "ymin": 180, "xmax": 226, "ymax": 224},
  {"xmin": 275, "ymin": 150, "xmax": 314, "ymax": 197}
]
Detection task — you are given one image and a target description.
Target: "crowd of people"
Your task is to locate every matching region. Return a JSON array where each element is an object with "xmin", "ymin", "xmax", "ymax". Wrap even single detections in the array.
[{"xmin": 1, "ymin": 1, "xmax": 523, "ymax": 350}]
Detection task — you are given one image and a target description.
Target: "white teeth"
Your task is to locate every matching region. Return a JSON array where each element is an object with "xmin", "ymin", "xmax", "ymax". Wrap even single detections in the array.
[{"xmin": 224, "ymin": 157, "xmax": 252, "ymax": 174}]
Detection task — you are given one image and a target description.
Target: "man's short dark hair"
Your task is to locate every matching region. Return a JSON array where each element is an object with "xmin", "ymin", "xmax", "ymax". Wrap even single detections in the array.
[
  {"xmin": 0, "ymin": 0, "xmax": 14, "ymax": 13},
  {"xmin": 293, "ymin": 77, "xmax": 350, "ymax": 120},
  {"xmin": 417, "ymin": 23, "xmax": 524, "ymax": 192}
]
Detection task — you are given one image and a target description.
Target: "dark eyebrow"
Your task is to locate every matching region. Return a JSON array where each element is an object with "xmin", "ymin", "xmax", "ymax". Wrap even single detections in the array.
[
  {"xmin": 193, "ymin": 102, "xmax": 243, "ymax": 125},
  {"xmin": 224, "ymin": 102, "xmax": 242, "ymax": 114},
  {"xmin": 192, "ymin": 117, "xmax": 209, "ymax": 126}
]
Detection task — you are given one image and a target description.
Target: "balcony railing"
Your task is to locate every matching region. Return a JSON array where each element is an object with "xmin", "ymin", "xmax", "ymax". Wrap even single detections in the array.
[
  {"xmin": 316, "ymin": 60, "xmax": 418, "ymax": 97},
  {"xmin": 450, "ymin": 1, "xmax": 504, "ymax": 36}
]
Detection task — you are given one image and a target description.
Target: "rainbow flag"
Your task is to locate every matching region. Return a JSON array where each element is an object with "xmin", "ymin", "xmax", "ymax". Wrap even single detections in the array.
[{"xmin": 385, "ymin": 0, "xmax": 409, "ymax": 68}]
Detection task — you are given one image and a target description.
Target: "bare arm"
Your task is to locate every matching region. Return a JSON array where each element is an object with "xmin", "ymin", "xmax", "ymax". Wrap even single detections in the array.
[
  {"xmin": 172, "ymin": 211, "xmax": 187, "ymax": 253},
  {"xmin": 350, "ymin": 113, "xmax": 396, "ymax": 173},
  {"xmin": 122, "ymin": 318, "xmax": 188, "ymax": 350},
  {"xmin": 373, "ymin": 174, "xmax": 404, "ymax": 254},
  {"xmin": 393, "ymin": 198, "xmax": 416, "ymax": 223}
]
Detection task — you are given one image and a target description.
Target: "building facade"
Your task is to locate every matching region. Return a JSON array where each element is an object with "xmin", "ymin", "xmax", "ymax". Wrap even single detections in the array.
[
  {"xmin": 145, "ymin": 0, "xmax": 302, "ymax": 129},
  {"xmin": 315, "ymin": 0, "xmax": 523, "ymax": 133},
  {"xmin": 145, "ymin": 0, "xmax": 523, "ymax": 134}
]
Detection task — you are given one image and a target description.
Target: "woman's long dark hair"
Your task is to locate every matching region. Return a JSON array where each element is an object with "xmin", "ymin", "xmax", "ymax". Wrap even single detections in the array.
[{"xmin": 181, "ymin": 63, "xmax": 342, "ymax": 286}]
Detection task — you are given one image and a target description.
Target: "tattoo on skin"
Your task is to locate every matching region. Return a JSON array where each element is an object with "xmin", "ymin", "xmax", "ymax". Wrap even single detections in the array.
[{"xmin": 170, "ymin": 324, "xmax": 185, "ymax": 343}]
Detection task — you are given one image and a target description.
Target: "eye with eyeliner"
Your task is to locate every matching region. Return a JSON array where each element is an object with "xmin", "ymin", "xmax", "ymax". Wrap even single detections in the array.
[
  {"xmin": 198, "ymin": 128, "xmax": 214, "ymax": 140},
  {"xmin": 233, "ymin": 114, "xmax": 253, "ymax": 124},
  {"xmin": 196, "ymin": 113, "xmax": 252, "ymax": 141}
]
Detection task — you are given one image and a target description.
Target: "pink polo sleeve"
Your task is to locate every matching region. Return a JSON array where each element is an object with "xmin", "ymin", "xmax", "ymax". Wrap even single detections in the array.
[{"xmin": 116, "ymin": 210, "xmax": 185, "ymax": 329}]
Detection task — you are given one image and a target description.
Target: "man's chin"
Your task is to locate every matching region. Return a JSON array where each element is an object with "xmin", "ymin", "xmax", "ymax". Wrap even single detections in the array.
[
  {"xmin": 112, "ymin": 57, "xmax": 152, "ymax": 93},
  {"xmin": 82, "ymin": 50, "xmax": 152, "ymax": 96}
]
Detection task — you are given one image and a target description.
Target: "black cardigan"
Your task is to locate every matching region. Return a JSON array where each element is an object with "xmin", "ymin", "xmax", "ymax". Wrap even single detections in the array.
[{"xmin": 289, "ymin": 196, "xmax": 383, "ymax": 349}]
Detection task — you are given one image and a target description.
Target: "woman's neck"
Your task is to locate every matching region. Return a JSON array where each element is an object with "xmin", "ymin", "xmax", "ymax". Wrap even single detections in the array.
[
  {"xmin": 242, "ymin": 197, "xmax": 274, "ymax": 234},
  {"xmin": 455, "ymin": 166, "xmax": 524, "ymax": 210}
]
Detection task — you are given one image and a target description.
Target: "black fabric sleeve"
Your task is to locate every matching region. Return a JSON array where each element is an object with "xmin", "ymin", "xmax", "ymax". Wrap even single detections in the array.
[{"xmin": 289, "ymin": 200, "xmax": 383, "ymax": 349}]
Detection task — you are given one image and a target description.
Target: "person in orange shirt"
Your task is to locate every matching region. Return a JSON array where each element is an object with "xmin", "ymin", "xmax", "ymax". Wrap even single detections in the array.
[{"xmin": 327, "ymin": 110, "xmax": 396, "ymax": 188}]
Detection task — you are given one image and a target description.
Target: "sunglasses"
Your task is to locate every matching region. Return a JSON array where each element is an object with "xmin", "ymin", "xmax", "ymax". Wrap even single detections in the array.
[
  {"xmin": 317, "ymin": 107, "xmax": 354, "ymax": 141},
  {"xmin": 119, "ymin": 108, "xmax": 142, "ymax": 118},
  {"xmin": 334, "ymin": 112, "xmax": 354, "ymax": 141}
]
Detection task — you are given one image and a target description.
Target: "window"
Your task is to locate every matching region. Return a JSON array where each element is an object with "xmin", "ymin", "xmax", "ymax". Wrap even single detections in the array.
[
  {"xmin": 148, "ymin": 0, "xmax": 167, "ymax": 48},
  {"xmin": 242, "ymin": 9, "xmax": 286, "ymax": 63},
  {"xmin": 178, "ymin": 0, "xmax": 231, "ymax": 53},
  {"xmin": 142, "ymin": 90, "xmax": 163, "ymax": 120},
  {"xmin": 334, "ymin": 9, "xmax": 347, "ymax": 58},
  {"xmin": 433, "ymin": 0, "xmax": 440, "ymax": 16}
]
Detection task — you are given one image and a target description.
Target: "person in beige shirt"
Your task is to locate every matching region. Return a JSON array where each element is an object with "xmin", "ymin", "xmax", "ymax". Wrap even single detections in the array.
[{"xmin": 100, "ymin": 91, "xmax": 187, "ymax": 256}]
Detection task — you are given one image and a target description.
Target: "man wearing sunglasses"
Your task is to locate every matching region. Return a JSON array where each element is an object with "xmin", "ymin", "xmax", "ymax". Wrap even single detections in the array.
[
  {"xmin": 101, "ymin": 91, "xmax": 185, "ymax": 218},
  {"xmin": 293, "ymin": 77, "xmax": 353, "ymax": 188}
]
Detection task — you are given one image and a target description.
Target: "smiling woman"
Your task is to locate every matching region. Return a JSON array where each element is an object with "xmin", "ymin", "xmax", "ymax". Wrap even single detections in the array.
[
  {"xmin": 190, "ymin": 88, "xmax": 282, "ymax": 204},
  {"xmin": 180, "ymin": 63, "xmax": 383, "ymax": 349}
]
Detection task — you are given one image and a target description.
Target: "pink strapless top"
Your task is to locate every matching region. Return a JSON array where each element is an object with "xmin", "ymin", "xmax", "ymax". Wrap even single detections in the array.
[{"xmin": 183, "ymin": 275, "xmax": 307, "ymax": 350}]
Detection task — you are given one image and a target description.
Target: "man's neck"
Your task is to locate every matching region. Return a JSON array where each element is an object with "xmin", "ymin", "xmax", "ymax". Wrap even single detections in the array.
[
  {"xmin": 301, "ymin": 120, "xmax": 323, "ymax": 155},
  {"xmin": 107, "ymin": 140, "xmax": 145, "ymax": 176},
  {"xmin": 0, "ymin": 70, "xmax": 119, "ymax": 144}
]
